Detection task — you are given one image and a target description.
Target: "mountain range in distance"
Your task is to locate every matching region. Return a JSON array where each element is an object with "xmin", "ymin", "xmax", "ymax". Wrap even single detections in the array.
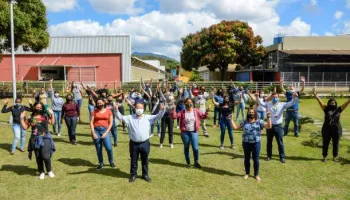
[{"xmin": 132, "ymin": 52, "xmax": 179, "ymax": 62}]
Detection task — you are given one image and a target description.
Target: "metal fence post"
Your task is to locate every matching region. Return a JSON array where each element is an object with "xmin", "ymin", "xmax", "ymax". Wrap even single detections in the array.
[{"xmin": 335, "ymin": 82, "xmax": 337, "ymax": 93}]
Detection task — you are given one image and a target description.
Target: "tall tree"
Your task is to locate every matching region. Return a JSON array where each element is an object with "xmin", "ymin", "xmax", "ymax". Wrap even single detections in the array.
[
  {"xmin": 0, "ymin": 0, "xmax": 49, "ymax": 57},
  {"xmin": 180, "ymin": 20, "xmax": 265, "ymax": 81}
]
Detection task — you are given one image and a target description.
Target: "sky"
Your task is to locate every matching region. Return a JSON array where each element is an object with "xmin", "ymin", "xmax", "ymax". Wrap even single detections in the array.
[{"xmin": 44, "ymin": 0, "xmax": 350, "ymax": 60}]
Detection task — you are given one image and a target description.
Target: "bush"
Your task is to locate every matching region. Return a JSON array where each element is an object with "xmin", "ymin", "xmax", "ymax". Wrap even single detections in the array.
[{"xmin": 189, "ymin": 72, "xmax": 203, "ymax": 82}]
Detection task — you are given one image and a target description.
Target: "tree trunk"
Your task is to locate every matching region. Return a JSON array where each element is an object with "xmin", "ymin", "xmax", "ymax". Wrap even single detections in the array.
[{"xmin": 220, "ymin": 66, "xmax": 227, "ymax": 81}]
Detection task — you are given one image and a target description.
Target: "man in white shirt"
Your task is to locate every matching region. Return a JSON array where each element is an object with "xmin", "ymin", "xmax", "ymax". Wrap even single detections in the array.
[
  {"xmin": 256, "ymin": 92, "xmax": 298, "ymax": 163},
  {"xmin": 115, "ymin": 100, "xmax": 165, "ymax": 183}
]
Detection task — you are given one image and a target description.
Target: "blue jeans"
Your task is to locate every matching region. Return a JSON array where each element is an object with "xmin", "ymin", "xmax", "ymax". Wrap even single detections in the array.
[
  {"xmin": 257, "ymin": 110, "xmax": 266, "ymax": 121},
  {"xmin": 219, "ymin": 118, "xmax": 234, "ymax": 146},
  {"xmin": 243, "ymin": 142, "xmax": 261, "ymax": 176},
  {"xmin": 53, "ymin": 111, "xmax": 62, "ymax": 134},
  {"xmin": 213, "ymin": 107, "xmax": 221, "ymax": 125},
  {"xmin": 64, "ymin": 116, "xmax": 78, "ymax": 143},
  {"xmin": 181, "ymin": 131, "xmax": 199, "ymax": 164},
  {"xmin": 284, "ymin": 110, "xmax": 299, "ymax": 136},
  {"xmin": 151, "ymin": 120, "xmax": 161, "ymax": 134},
  {"xmin": 75, "ymin": 99, "xmax": 83, "ymax": 110},
  {"xmin": 93, "ymin": 127, "xmax": 114, "ymax": 165},
  {"xmin": 111, "ymin": 120, "xmax": 117, "ymax": 145},
  {"xmin": 236, "ymin": 103, "xmax": 245, "ymax": 121},
  {"xmin": 12, "ymin": 123, "xmax": 26, "ymax": 152},
  {"xmin": 267, "ymin": 124, "xmax": 285, "ymax": 159},
  {"xmin": 88, "ymin": 104, "xmax": 95, "ymax": 121}
]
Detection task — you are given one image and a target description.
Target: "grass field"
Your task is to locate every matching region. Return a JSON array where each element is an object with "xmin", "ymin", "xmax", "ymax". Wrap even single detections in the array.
[{"xmin": 0, "ymin": 98, "xmax": 350, "ymax": 200}]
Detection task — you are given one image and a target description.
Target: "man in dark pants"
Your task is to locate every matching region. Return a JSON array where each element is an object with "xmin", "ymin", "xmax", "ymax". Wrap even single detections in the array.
[
  {"xmin": 256, "ymin": 92, "xmax": 298, "ymax": 163},
  {"xmin": 115, "ymin": 100, "xmax": 165, "ymax": 183}
]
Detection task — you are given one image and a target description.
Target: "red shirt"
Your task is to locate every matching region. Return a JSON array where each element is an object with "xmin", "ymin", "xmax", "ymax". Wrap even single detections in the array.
[
  {"xmin": 93, "ymin": 109, "xmax": 112, "ymax": 128},
  {"xmin": 192, "ymin": 88, "xmax": 199, "ymax": 96},
  {"xmin": 62, "ymin": 103, "xmax": 80, "ymax": 117}
]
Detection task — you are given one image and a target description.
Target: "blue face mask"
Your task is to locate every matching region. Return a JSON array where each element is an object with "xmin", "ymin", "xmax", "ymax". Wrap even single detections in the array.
[
  {"xmin": 15, "ymin": 103, "xmax": 21, "ymax": 107},
  {"xmin": 272, "ymin": 97, "xmax": 279, "ymax": 104}
]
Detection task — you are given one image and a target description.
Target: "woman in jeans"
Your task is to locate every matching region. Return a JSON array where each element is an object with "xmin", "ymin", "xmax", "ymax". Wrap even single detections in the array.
[
  {"xmin": 213, "ymin": 88, "xmax": 224, "ymax": 128},
  {"xmin": 159, "ymin": 89, "xmax": 175, "ymax": 149},
  {"xmin": 2, "ymin": 97, "xmax": 32, "ymax": 154},
  {"xmin": 247, "ymin": 91, "xmax": 267, "ymax": 120},
  {"xmin": 212, "ymin": 95, "xmax": 236, "ymax": 149},
  {"xmin": 49, "ymin": 79, "xmax": 64, "ymax": 136},
  {"xmin": 90, "ymin": 98, "xmax": 115, "ymax": 170},
  {"xmin": 66, "ymin": 81, "xmax": 83, "ymax": 111},
  {"xmin": 61, "ymin": 94, "xmax": 80, "ymax": 145},
  {"xmin": 106, "ymin": 95, "xmax": 118, "ymax": 147},
  {"xmin": 20, "ymin": 102, "xmax": 56, "ymax": 180},
  {"xmin": 231, "ymin": 108, "xmax": 272, "ymax": 182},
  {"xmin": 312, "ymin": 87, "xmax": 350, "ymax": 162},
  {"xmin": 172, "ymin": 98, "xmax": 209, "ymax": 168}
]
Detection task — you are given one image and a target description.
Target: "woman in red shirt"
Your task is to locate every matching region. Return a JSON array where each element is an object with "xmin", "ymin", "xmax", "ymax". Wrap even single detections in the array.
[
  {"xmin": 61, "ymin": 94, "xmax": 80, "ymax": 145},
  {"xmin": 90, "ymin": 98, "xmax": 115, "ymax": 170}
]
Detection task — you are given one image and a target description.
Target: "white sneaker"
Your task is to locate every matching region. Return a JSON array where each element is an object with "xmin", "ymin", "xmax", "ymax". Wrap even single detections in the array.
[
  {"xmin": 231, "ymin": 145, "xmax": 236, "ymax": 149},
  {"xmin": 170, "ymin": 144, "xmax": 174, "ymax": 148},
  {"xmin": 219, "ymin": 145, "xmax": 224, "ymax": 150},
  {"xmin": 177, "ymin": 126, "xmax": 179, "ymax": 129},
  {"xmin": 57, "ymin": 133, "xmax": 61, "ymax": 137},
  {"xmin": 150, "ymin": 134, "xmax": 154, "ymax": 138},
  {"xmin": 160, "ymin": 144, "xmax": 163, "ymax": 149},
  {"xmin": 39, "ymin": 173, "xmax": 45, "ymax": 180},
  {"xmin": 48, "ymin": 171, "xmax": 55, "ymax": 178},
  {"xmin": 157, "ymin": 133, "xmax": 161, "ymax": 137}
]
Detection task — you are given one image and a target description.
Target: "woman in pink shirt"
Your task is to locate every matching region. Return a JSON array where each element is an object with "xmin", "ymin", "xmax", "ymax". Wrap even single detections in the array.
[{"xmin": 172, "ymin": 98, "xmax": 209, "ymax": 168}]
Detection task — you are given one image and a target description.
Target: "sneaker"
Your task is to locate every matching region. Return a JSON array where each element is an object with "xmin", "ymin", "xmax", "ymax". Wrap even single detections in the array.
[
  {"xmin": 255, "ymin": 176, "xmax": 261, "ymax": 182},
  {"xmin": 150, "ymin": 134, "xmax": 154, "ymax": 138},
  {"xmin": 219, "ymin": 145, "xmax": 224, "ymax": 150},
  {"xmin": 10, "ymin": 151, "xmax": 15, "ymax": 155},
  {"xmin": 110, "ymin": 163, "xmax": 116, "ymax": 169},
  {"xmin": 194, "ymin": 163, "xmax": 202, "ymax": 169},
  {"xmin": 177, "ymin": 126, "xmax": 179, "ymax": 129},
  {"xmin": 57, "ymin": 133, "xmax": 61, "ymax": 137},
  {"xmin": 186, "ymin": 164, "xmax": 191, "ymax": 168},
  {"xmin": 204, "ymin": 133, "xmax": 210, "ymax": 138},
  {"xmin": 170, "ymin": 144, "xmax": 174, "ymax": 148},
  {"xmin": 96, "ymin": 164, "xmax": 104, "ymax": 170},
  {"xmin": 243, "ymin": 175, "xmax": 249, "ymax": 180},
  {"xmin": 39, "ymin": 173, "xmax": 45, "ymax": 180},
  {"xmin": 159, "ymin": 144, "xmax": 163, "ymax": 149},
  {"xmin": 48, "ymin": 171, "xmax": 55, "ymax": 178},
  {"xmin": 157, "ymin": 133, "xmax": 161, "ymax": 137},
  {"xmin": 114, "ymin": 144, "xmax": 118, "ymax": 147},
  {"xmin": 20, "ymin": 149, "xmax": 25, "ymax": 152},
  {"xmin": 231, "ymin": 145, "xmax": 235, "ymax": 149},
  {"xmin": 322, "ymin": 158, "xmax": 327, "ymax": 162},
  {"xmin": 265, "ymin": 157, "xmax": 271, "ymax": 162}
]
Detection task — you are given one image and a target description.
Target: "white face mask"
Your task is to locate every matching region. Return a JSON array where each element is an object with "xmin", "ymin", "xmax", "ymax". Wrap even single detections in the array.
[
  {"xmin": 260, "ymin": 93, "xmax": 264, "ymax": 97},
  {"xmin": 198, "ymin": 95, "xmax": 203, "ymax": 98},
  {"xmin": 135, "ymin": 109, "xmax": 144, "ymax": 116},
  {"xmin": 55, "ymin": 93, "xmax": 59, "ymax": 97}
]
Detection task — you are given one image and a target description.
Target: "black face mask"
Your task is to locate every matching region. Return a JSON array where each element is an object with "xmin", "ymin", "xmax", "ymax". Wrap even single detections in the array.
[
  {"xmin": 108, "ymin": 100, "xmax": 113, "ymax": 103},
  {"xmin": 34, "ymin": 109, "xmax": 43, "ymax": 115},
  {"xmin": 248, "ymin": 114, "xmax": 255, "ymax": 119},
  {"xmin": 67, "ymin": 98, "xmax": 72, "ymax": 102},
  {"xmin": 328, "ymin": 105, "xmax": 337, "ymax": 110},
  {"xmin": 96, "ymin": 105, "xmax": 103, "ymax": 109}
]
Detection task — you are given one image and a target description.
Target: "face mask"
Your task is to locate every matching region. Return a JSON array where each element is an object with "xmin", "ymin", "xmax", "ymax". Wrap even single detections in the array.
[
  {"xmin": 248, "ymin": 114, "xmax": 255, "ymax": 119},
  {"xmin": 328, "ymin": 105, "xmax": 337, "ymax": 110},
  {"xmin": 272, "ymin": 97, "xmax": 279, "ymax": 104},
  {"xmin": 108, "ymin": 100, "xmax": 113, "ymax": 103},
  {"xmin": 198, "ymin": 95, "xmax": 203, "ymax": 98},
  {"xmin": 185, "ymin": 103, "xmax": 193, "ymax": 109},
  {"xmin": 55, "ymin": 93, "xmax": 59, "ymax": 97},
  {"xmin": 193, "ymin": 84, "xmax": 197, "ymax": 88},
  {"xmin": 15, "ymin": 103, "xmax": 21, "ymax": 107},
  {"xmin": 34, "ymin": 109, "xmax": 43, "ymax": 114},
  {"xmin": 96, "ymin": 105, "xmax": 103, "ymax": 109},
  {"xmin": 135, "ymin": 109, "xmax": 144, "ymax": 116},
  {"xmin": 260, "ymin": 93, "xmax": 264, "ymax": 97},
  {"xmin": 67, "ymin": 98, "xmax": 72, "ymax": 102}
]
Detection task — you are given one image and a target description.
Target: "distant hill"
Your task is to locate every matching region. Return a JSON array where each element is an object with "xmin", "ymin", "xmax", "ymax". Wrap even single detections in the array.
[{"xmin": 132, "ymin": 52, "xmax": 179, "ymax": 72}]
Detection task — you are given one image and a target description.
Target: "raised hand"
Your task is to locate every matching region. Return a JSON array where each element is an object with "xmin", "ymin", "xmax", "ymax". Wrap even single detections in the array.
[
  {"xmin": 28, "ymin": 99, "xmax": 33, "ymax": 104},
  {"xmin": 3, "ymin": 98, "xmax": 9, "ymax": 105},
  {"xmin": 293, "ymin": 92, "xmax": 299, "ymax": 98},
  {"xmin": 160, "ymin": 103, "xmax": 165, "ymax": 111},
  {"xmin": 20, "ymin": 111, "xmax": 26, "ymax": 119},
  {"xmin": 300, "ymin": 76, "xmax": 305, "ymax": 82},
  {"xmin": 113, "ymin": 102, "xmax": 119, "ymax": 109},
  {"xmin": 280, "ymin": 77, "xmax": 284, "ymax": 82},
  {"xmin": 50, "ymin": 79, "xmax": 53, "ymax": 83}
]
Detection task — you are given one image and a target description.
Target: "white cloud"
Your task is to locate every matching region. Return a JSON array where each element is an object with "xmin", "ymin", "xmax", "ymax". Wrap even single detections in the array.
[
  {"xmin": 310, "ymin": 0, "xmax": 317, "ymax": 6},
  {"xmin": 347, "ymin": 0, "xmax": 350, "ymax": 9},
  {"xmin": 325, "ymin": 32, "xmax": 335, "ymax": 36},
  {"xmin": 334, "ymin": 11, "xmax": 343, "ymax": 20},
  {"xmin": 42, "ymin": 0, "xmax": 77, "ymax": 12},
  {"xmin": 88, "ymin": 0, "xmax": 143, "ymax": 15},
  {"xmin": 311, "ymin": 33, "xmax": 319, "ymax": 36},
  {"xmin": 49, "ymin": 1, "xmax": 312, "ymax": 60}
]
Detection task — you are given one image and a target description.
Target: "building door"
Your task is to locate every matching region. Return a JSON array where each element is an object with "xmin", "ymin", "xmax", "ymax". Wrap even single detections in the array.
[{"xmin": 66, "ymin": 67, "xmax": 96, "ymax": 83}]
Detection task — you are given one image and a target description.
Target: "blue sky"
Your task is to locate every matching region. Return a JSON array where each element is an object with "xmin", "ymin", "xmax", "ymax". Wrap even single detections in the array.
[{"xmin": 44, "ymin": 0, "xmax": 350, "ymax": 60}]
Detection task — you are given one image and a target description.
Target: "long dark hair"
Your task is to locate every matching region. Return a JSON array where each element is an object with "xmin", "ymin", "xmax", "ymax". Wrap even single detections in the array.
[
  {"xmin": 31, "ymin": 102, "xmax": 47, "ymax": 117},
  {"xmin": 246, "ymin": 108, "xmax": 258, "ymax": 121}
]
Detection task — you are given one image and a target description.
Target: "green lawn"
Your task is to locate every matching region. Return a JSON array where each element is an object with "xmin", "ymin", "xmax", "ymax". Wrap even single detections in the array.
[{"xmin": 0, "ymin": 99, "xmax": 350, "ymax": 200}]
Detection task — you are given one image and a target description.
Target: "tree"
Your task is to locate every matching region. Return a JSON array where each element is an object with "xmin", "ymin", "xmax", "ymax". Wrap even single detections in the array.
[
  {"xmin": 189, "ymin": 71, "xmax": 203, "ymax": 82},
  {"xmin": 0, "ymin": 0, "xmax": 49, "ymax": 57},
  {"xmin": 180, "ymin": 20, "xmax": 266, "ymax": 81}
]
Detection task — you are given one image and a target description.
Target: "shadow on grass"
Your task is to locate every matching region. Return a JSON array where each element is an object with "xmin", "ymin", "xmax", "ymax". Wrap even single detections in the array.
[
  {"xmin": 301, "ymin": 140, "xmax": 322, "ymax": 149},
  {"xmin": 68, "ymin": 168, "xmax": 129, "ymax": 179},
  {"xmin": 0, "ymin": 165, "xmax": 37, "ymax": 176},
  {"xmin": 0, "ymin": 143, "xmax": 12, "ymax": 152},
  {"xmin": 339, "ymin": 157, "xmax": 350, "ymax": 165},
  {"xmin": 148, "ymin": 158, "xmax": 241, "ymax": 177},
  {"xmin": 58, "ymin": 158, "xmax": 95, "ymax": 167},
  {"xmin": 54, "ymin": 138, "xmax": 93, "ymax": 146}
]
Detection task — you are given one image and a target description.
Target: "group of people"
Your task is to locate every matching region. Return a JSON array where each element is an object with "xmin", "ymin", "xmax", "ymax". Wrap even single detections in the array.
[{"xmin": 2, "ymin": 77, "xmax": 349, "ymax": 183}]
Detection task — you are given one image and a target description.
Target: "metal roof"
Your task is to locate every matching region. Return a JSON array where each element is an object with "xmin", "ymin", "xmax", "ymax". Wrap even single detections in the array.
[
  {"xmin": 281, "ymin": 50, "xmax": 350, "ymax": 55},
  {"xmin": 5, "ymin": 35, "xmax": 132, "ymax": 82}
]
